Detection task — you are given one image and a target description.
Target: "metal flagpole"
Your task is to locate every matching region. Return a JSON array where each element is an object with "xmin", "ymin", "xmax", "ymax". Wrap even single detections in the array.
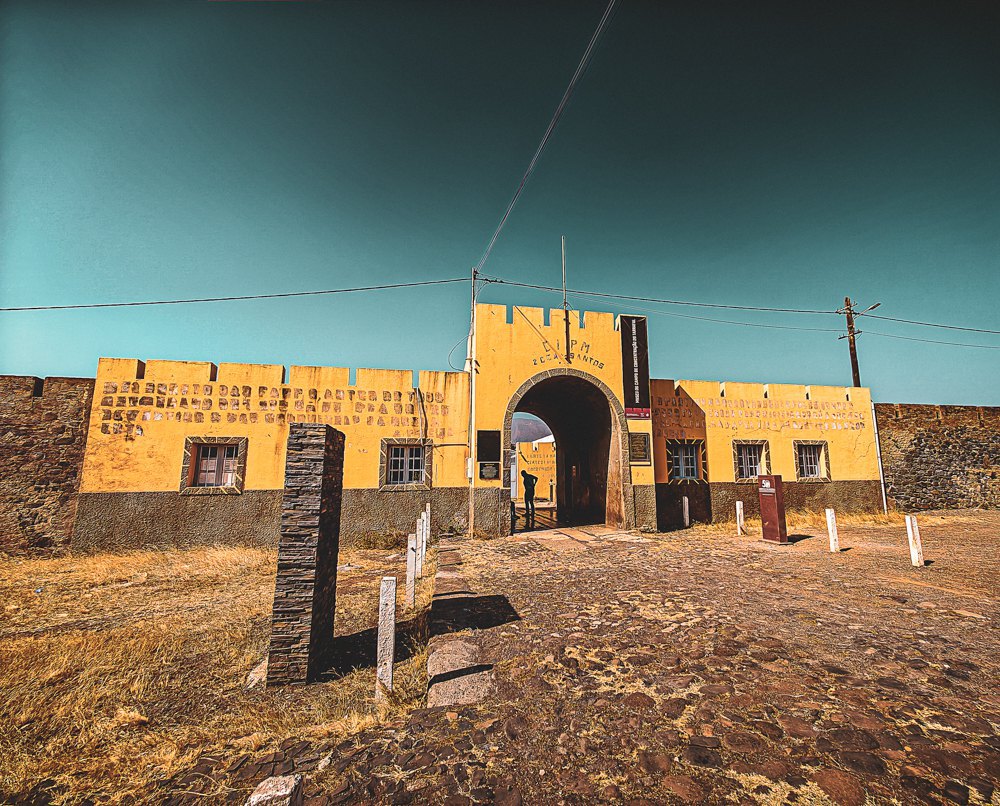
[{"xmin": 466, "ymin": 268, "xmax": 478, "ymax": 537}]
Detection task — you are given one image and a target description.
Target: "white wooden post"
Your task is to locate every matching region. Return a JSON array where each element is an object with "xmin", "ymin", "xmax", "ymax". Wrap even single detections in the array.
[
  {"xmin": 424, "ymin": 503, "xmax": 431, "ymax": 559},
  {"xmin": 417, "ymin": 514, "xmax": 423, "ymax": 572},
  {"xmin": 375, "ymin": 576, "xmax": 396, "ymax": 701},
  {"xmin": 826, "ymin": 508, "xmax": 839, "ymax": 552},
  {"xmin": 736, "ymin": 501, "xmax": 745, "ymax": 536},
  {"xmin": 405, "ymin": 533, "xmax": 416, "ymax": 607},
  {"xmin": 905, "ymin": 515, "xmax": 924, "ymax": 567},
  {"xmin": 415, "ymin": 514, "xmax": 424, "ymax": 579},
  {"xmin": 682, "ymin": 496, "xmax": 690, "ymax": 528}
]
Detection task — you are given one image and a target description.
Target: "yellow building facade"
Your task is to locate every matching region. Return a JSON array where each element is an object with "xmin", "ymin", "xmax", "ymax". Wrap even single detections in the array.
[{"xmin": 71, "ymin": 303, "xmax": 883, "ymax": 550}]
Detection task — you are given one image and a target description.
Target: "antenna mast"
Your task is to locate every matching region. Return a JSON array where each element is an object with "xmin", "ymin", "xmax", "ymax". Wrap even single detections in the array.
[{"xmin": 562, "ymin": 236, "xmax": 571, "ymax": 362}]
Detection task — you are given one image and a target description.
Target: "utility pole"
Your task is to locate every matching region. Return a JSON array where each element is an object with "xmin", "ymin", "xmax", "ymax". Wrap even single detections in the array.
[
  {"xmin": 838, "ymin": 297, "xmax": 880, "ymax": 388},
  {"xmin": 562, "ymin": 236, "xmax": 571, "ymax": 363}
]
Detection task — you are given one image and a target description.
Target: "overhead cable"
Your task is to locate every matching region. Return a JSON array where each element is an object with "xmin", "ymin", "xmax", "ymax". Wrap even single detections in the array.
[
  {"xmin": 858, "ymin": 312, "xmax": 1000, "ymax": 335},
  {"xmin": 563, "ymin": 293, "xmax": 843, "ymax": 334},
  {"xmin": 486, "ymin": 275, "xmax": 837, "ymax": 315},
  {"xmin": 0, "ymin": 278, "xmax": 468, "ymax": 312},
  {"xmin": 859, "ymin": 330, "xmax": 1000, "ymax": 350},
  {"xmin": 472, "ymin": 0, "xmax": 619, "ymax": 276}
]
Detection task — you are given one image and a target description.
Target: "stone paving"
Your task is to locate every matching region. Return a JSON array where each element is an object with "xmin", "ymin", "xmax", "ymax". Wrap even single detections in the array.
[{"xmin": 169, "ymin": 512, "xmax": 998, "ymax": 804}]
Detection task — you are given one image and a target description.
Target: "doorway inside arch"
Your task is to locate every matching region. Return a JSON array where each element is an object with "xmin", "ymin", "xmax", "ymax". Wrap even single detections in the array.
[{"xmin": 509, "ymin": 374, "xmax": 625, "ymax": 530}]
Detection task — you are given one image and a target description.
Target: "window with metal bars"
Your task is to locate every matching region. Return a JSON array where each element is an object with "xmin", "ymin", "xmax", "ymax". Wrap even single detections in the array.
[
  {"xmin": 734, "ymin": 442, "xmax": 766, "ymax": 480},
  {"xmin": 386, "ymin": 445, "xmax": 425, "ymax": 485},
  {"xmin": 796, "ymin": 443, "xmax": 825, "ymax": 479},
  {"xmin": 669, "ymin": 443, "xmax": 700, "ymax": 480},
  {"xmin": 193, "ymin": 444, "xmax": 240, "ymax": 487}
]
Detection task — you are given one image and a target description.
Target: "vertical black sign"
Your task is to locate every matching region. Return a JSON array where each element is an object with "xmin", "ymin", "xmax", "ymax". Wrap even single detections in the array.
[{"xmin": 620, "ymin": 315, "xmax": 651, "ymax": 419}]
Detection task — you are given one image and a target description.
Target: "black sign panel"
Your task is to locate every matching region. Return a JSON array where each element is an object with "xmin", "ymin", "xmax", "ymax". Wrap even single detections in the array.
[
  {"xmin": 620, "ymin": 315, "xmax": 651, "ymax": 419},
  {"xmin": 477, "ymin": 430, "xmax": 501, "ymax": 463},
  {"xmin": 479, "ymin": 462, "xmax": 500, "ymax": 480}
]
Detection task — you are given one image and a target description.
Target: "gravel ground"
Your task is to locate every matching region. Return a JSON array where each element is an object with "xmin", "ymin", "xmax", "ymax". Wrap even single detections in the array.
[{"xmin": 163, "ymin": 511, "xmax": 999, "ymax": 805}]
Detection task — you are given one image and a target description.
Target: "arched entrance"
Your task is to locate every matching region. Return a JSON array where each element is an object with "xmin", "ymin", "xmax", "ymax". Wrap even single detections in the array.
[{"xmin": 503, "ymin": 369, "xmax": 633, "ymax": 530}]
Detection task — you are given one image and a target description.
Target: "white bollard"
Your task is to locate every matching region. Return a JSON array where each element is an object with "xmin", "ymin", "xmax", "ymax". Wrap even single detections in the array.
[
  {"xmin": 905, "ymin": 515, "xmax": 924, "ymax": 567},
  {"xmin": 826, "ymin": 508, "xmax": 840, "ymax": 552},
  {"xmin": 736, "ymin": 501, "xmax": 745, "ymax": 536},
  {"xmin": 415, "ymin": 515, "xmax": 424, "ymax": 579},
  {"xmin": 682, "ymin": 496, "xmax": 690, "ymax": 528},
  {"xmin": 424, "ymin": 503, "xmax": 431, "ymax": 556},
  {"xmin": 376, "ymin": 576, "xmax": 396, "ymax": 701},
  {"xmin": 406, "ymin": 533, "xmax": 416, "ymax": 607}
]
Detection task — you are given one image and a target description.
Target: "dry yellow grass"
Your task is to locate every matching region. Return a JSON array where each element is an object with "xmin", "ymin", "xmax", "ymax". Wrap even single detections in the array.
[
  {"xmin": 693, "ymin": 507, "xmax": 975, "ymax": 535},
  {"xmin": 0, "ymin": 545, "xmax": 431, "ymax": 803}
]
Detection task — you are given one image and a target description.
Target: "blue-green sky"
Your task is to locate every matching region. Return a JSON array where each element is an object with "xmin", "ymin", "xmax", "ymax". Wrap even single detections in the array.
[{"xmin": 2, "ymin": 1, "xmax": 998, "ymax": 403}]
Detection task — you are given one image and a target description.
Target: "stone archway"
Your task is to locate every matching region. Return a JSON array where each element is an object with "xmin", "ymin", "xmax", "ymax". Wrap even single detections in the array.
[{"xmin": 502, "ymin": 368, "xmax": 634, "ymax": 531}]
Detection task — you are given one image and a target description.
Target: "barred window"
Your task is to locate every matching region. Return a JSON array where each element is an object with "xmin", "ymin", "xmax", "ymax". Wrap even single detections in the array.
[
  {"xmin": 193, "ymin": 444, "xmax": 239, "ymax": 487},
  {"xmin": 387, "ymin": 445, "xmax": 425, "ymax": 485},
  {"xmin": 669, "ymin": 443, "xmax": 700, "ymax": 480},
  {"xmin": 796, "ymin": 442, "xmax": 827, "ymax": 479},
  {"xmin": 734, "ymin": 442, "xmax": 766, "ymax": 480}
]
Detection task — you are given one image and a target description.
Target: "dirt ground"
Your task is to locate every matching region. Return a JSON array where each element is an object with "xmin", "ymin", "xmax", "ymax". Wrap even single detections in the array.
[{"xmin": 1, "ymin": 510, "xmax": 998, "ymax": 805}]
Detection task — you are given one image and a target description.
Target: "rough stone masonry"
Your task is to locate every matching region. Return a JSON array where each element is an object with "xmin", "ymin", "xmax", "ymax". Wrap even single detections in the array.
[
  {"xmin": 0, "ymin": 375, "xmax": 94, "ymax": 553},
  {"xmin": 875, "ymin": 403, "xmax": 1000, "ymax": 511},
  {"xmin": 266, "ymin": 424, "xmax": 345, "ymax": 686}
]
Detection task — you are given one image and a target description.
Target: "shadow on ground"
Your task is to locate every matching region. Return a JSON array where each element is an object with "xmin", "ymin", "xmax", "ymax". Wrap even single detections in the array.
[
  {"xmin": 320, "ymin": 613, "xmax": 427, "ymax": 680},
  {"xmin": 430, "ymin": 594, "xmax": 520, "ymax": 637}
]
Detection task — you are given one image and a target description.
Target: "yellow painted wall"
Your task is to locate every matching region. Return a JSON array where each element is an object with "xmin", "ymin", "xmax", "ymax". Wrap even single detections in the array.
[
  {"xmin": 650, "ymin": 379, "xmax": 880, "ymax": 483},
  {"xmin": 514, "ymin": 440, "xmax": 556, "ymax": 501},
  {"xmin": 78, "ymin": 309, "xmax": 879, "ymax": 502},
  {"xmin": 472, "ymin": 304, "xmax": 655, "ymax": 488},
  {"xmin": 80, "ymin": 357, "xmax": 469, "ymax": 492}
]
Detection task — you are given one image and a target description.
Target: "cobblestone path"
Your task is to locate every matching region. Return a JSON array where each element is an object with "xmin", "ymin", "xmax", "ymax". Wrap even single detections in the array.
[{"xmin": 177, "ymin": 513, "xmax": 1000, "ymax": 804}]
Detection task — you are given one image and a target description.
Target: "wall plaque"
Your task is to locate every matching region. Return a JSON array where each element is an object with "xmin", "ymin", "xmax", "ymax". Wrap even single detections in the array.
[
  {"xmin": 629, "ymin": 431, "xmax": 652, "ymax": 465},
  {"xmin": 479, "ymin": 462, "xmax": 500, "ymax": 480}
]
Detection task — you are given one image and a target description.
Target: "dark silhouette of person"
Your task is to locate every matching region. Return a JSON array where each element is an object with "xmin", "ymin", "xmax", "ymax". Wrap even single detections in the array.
[{"xmin": 521, "ymin": 469, "xmax": 538, "ymax": 528}]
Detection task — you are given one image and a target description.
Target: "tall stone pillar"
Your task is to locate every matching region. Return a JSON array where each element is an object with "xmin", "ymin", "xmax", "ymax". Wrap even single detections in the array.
[{"xmin": 267, "ymin": 424, "xmax": 345, "ymax": 686}]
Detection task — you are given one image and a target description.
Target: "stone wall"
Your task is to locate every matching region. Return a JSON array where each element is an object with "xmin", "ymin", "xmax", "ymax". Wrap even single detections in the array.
[
  {"xmin": 0, "ymin": 375, "xmax": 94, "ymax": 553},
  {"xmin": 72, "ymin": 490, "xmax": 284, "ymax": 552},
  {"xmin": 875, "ymin": 404, "xmax": 1000, "ymax": 511},
  {"xmin": 267, "ymin": 424, "xmax": 345, "ymax": 685},
  {"xmin": 71, "ymin": 487, "xmax": 465, "ymax": 551}
]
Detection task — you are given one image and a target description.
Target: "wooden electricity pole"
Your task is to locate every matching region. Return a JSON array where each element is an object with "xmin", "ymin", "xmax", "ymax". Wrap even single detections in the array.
[
  {"xmin": 843, "ymin": 297, "xmax": 861, "ymax": 387},
  {"xmin": 839, "ymin": 297, "xmax": 880, "ymax": 388}
]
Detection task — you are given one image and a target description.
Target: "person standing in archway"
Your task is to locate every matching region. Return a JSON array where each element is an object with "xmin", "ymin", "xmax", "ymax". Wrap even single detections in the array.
[{"xmin": 521, "ymin": 469, "xmax": 538, "ymax": 529}]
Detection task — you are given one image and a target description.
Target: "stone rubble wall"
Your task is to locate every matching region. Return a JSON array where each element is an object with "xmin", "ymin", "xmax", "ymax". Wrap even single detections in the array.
[
  {"xmin": 0, "ymin": 375, "xmax": 94, "ymax": 553},
  {"xmin": 875, "ymin": 403, "xmax": 1000, "ymax": 512}
]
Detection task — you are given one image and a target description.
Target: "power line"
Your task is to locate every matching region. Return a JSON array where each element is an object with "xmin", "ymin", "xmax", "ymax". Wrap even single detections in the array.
[
  {"xmin": 0, "ymin": 278, "xmax": 468, "ymax": 312},
  {"xmin": 859, "ymin": 311, "xmax": 1000, "ymax": 335},
  {"xmin": 563, "ymin": 293, "xmax": 843, "ymax": 333},
  {"xmin": 485, "ymin": 275, "xmax": 837, "ymax": 315},
  {"xmin": 472, "ymin": 0, "xmax": 619, "ymax": 276},
  {"xmin": 860, "ymin": 329, "xmax": 1000, "ymax": 350}
]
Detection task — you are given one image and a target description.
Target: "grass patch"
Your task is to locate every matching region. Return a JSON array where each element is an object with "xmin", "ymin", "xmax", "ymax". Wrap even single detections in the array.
[{"xmin": 0, "ymin": 545, "xmax": 429, "ymax": 803}]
